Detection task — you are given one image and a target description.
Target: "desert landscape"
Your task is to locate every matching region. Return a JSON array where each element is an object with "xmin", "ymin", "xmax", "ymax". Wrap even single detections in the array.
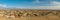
[
  {"xmin": 0, "ymin": 9, "xmax": 60, "ymax": 20},
  {"xmin": 0, "ymin": 0, "xmax": 59, "ymax": 20}
]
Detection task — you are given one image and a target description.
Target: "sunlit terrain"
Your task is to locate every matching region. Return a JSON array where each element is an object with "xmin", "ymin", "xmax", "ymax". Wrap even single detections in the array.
[{"xmin": 0, "ymin": 9, "xmax": 60, "ymax": 20}]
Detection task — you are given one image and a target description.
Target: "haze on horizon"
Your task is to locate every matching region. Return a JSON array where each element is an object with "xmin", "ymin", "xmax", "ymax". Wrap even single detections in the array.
[{"xmin": 0, "ymin": 0, "xmax": 60, "ymax": 10}]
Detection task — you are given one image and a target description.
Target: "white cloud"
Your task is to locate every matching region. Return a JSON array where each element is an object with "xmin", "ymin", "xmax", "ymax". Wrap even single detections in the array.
[
  {"xmin": 16, "ymin": 1, "xmax": 60, "ymax": 10},
  {"xmin": 31, "ymin": 1, "xmax": 60, "ymax": 9},
  {"xmin": 52, "ymin": 1, "xmax": 60, "ymax": 5},
  {"xmin": 33, "ymin": 0, "xmax": 40, "ymax": 4},
  {"xmin": 0, "ymin": 4, "xmax": 6, "ymax": 8},
  {"xmin": 0, "ymin": 4, "xmax": 7, "ymax": 9},
  {"xmin": 50, "ymin": 1, "xmax": 60, "ymax": 9},
  {"xmin": 35, "ymin": 0, "xmax": 40, "ymax": 3}
]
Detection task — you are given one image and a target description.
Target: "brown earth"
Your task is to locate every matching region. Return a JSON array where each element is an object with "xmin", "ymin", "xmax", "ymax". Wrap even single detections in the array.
[
  {"xmin": 0, "ymin": 10, "xmax": 60, "ymax": 20},
  {"xmin": 0, "ymin": 15, "xmax": 60, "ymax": 20}
]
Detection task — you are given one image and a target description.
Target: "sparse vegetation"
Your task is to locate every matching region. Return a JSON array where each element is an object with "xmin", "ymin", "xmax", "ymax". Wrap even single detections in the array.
[{"xmin": 0, "ymin": 10, "xmax": 60, "ymax": 20}]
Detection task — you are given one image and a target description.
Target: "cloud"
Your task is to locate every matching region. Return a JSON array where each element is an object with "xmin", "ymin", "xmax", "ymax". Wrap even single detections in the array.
[
  {"xmin": 32, "ymin": 0, "xmax": 40, "ymax": 4},
  {"xmin": 0, "ymin": 4, "xmax": 6, "ymax": 8},
  {"xmin": 52, "ymin": 1, "xmax": 60, "ymax": 5},
  {"xmin": 16, "ymin": 1, "xmax": 60, "ymax": 10},
  {"xmin": 35, "ymin": 0, "xmax": 40, "ymax": 3},
  {"xmin": 50, "ymin": 1, "xmax": 60, "ymax": 9},
  {"xmin": 30, "ymin": 1, "xmax": 60, "ymax": 9}
]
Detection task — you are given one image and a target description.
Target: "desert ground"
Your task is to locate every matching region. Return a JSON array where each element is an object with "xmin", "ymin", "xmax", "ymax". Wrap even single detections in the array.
[{"xmin": 0, "ymin": 9, "xmax": 60, "ymax": 20}]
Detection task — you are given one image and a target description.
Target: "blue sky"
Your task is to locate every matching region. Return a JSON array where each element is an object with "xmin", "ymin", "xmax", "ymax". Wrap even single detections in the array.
[{"xmin": 0, "ymin": 0, "xmax": 60, "ymax": 9}]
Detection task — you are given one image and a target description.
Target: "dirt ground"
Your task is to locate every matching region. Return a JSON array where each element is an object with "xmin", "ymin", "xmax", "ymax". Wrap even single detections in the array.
[{"xmin": 0, "ymin": 15, "xmax": 60, "ymax": 20}]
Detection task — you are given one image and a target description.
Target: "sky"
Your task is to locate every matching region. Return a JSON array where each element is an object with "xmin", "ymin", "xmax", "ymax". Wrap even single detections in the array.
[{"xmin": 0, "ymin": 0, "xmax": 60, "ymax": 9}]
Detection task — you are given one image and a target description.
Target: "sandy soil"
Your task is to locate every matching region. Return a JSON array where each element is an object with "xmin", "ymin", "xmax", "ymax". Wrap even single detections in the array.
[
  {"xmin": 0, "ymin": 16, "xmax": 60, "ymax": 20},
  {"xmin": 0, "ymin": 15, "xmax": 60, "ymax": 20}
]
